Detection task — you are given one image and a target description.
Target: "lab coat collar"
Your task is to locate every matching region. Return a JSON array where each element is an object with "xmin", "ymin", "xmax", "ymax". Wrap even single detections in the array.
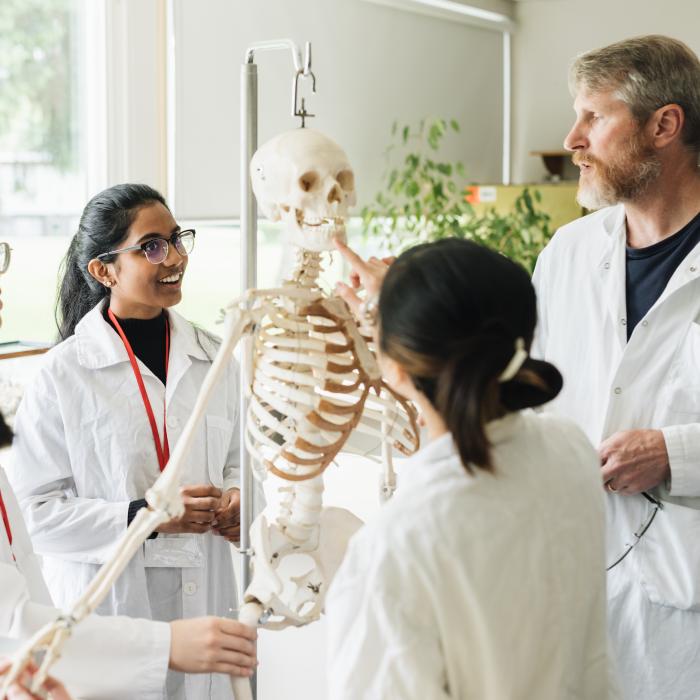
[
  {"xmin": 595, "ymin": 206, "xmax": 628, "ymax": 351},
  {"xmin": 596, "ymin": 205, "xmax": 700, "ymax": 348},
  {"xmin": 74, "ymin": 301, "xmax": 210, "ymax": 371},
  {"xmin": 598, "ymin": 204, "xmax": 626, "ymax": 240},
  {"xmin": 400, "ymin": 413, "xmax": 523, "ymax": 490}
]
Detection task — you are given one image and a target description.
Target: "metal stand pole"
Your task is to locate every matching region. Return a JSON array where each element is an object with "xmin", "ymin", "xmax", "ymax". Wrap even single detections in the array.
[
  {"xmin": 238, "ymin": 59, "xmax": 257, "ymax": 697},
  {"xmin": 238, "ymin": 59, "xmax": 257, "ymax": 602},
  {"xmin": 237, "ymin": 40, "xmax": 315, "ymax": 700}
]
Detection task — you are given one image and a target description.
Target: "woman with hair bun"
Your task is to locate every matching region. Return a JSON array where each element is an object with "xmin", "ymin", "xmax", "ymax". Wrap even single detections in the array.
[{"xmin": 328, "ymin": 238, "xmax": 611, "ymax": 699}]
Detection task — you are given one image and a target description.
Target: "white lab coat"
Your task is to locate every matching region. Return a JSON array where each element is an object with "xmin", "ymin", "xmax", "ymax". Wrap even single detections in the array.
[
  {"xmin": 1, "ymin": 466, "xmax": 170, "ymax": 699},
  {"xmin": 326, "ymin": 412, "xmax": 610, "ymax": 700},
  {"xmin": 533, "ymin": 204, "xmax": 700, "ymax": 700},
  {"xmin": 7, "ymin": 303, "xmax": 240, "ymax": 700}
]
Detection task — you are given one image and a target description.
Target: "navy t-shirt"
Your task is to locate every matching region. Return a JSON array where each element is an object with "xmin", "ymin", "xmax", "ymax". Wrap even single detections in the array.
[{"xmin": 626, "ymin": 211, "xmax": 700, "ymax": 339}]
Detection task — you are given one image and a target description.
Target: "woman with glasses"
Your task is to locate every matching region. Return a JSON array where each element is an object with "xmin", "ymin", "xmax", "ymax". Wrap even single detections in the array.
[
  {"xmin": 327, "ymin": 238, "xmax": 612, "ymax": 699},
  {"xmin": 6, "ymin": 184, "xmax": 247, "ymax": 700}
]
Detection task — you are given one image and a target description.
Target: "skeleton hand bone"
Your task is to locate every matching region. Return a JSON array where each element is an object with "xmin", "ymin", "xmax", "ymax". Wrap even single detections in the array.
[{"xmin": 0, "ymin": 659, "xmax": 72, "ymax": 700}]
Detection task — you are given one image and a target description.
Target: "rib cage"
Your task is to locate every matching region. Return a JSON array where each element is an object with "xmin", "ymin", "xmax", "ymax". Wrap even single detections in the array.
[
  {"xmin": 244, "ymin": 291, "xmax": 419, "ymax": 486},
  {"xmin": 237, "ymin": 251, "xmax": 420, "ymax": 628}
]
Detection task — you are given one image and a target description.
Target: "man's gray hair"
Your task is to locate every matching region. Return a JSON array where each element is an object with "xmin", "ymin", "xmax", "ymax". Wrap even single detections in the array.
[{"xmin": 570, "ymin": 35, "xmax": 700, "ymax": 153}]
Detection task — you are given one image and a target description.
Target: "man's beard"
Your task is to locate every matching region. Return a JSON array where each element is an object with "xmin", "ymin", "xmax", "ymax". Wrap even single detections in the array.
[{"xmin": 573, "ymin": 133, "xmax": 661, "ymax": 210}]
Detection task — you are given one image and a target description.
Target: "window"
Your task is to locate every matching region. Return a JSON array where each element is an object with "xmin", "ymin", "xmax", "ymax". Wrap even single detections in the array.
[{"xmin": 0, "ymin": 0, "xmax": 97, "ymax": 343}]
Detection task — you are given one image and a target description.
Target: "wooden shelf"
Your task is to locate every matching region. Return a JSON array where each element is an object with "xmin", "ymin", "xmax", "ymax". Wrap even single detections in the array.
[
  {"xmin": 530, "ymin": 150, "xmax": 572, "ymax": 179},
  {"xmin": 0, "ymin": 341, "xmax": 50, "ymax": 361}
]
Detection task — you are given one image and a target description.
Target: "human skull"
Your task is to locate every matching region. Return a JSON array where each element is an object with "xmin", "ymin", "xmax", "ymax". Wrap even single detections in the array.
[{"xmin": 250, "ymin": 129, "xmax": 356, "ymax": 251}]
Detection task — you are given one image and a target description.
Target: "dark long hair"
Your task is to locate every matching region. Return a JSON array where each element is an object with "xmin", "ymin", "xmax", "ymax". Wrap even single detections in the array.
[
  {"xmin": 55, "ymin": 184, "xmax": 168, "ymax": 340},
  {"xmin": 0, "ymin": 414, "xmax": 12, "ymax": 448},
  {"xmin": 378, "ymin": 238, "xmax": 561, "ymax": 472}
]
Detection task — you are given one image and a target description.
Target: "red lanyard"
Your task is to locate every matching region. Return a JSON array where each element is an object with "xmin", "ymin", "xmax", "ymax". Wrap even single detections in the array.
[
  {"xmin": 108, "ymin": 308, "xmax": 171, "ymax": 471},
  {"xmin": 0, "ymin": 491, "xmax": 17, "ymax": 561},
  {"xmin": 0, "ymin": 489, "xmax": 14, "ymax": 560}
]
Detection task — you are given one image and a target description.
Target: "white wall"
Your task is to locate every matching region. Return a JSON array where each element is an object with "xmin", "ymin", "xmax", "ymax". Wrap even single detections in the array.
[
  {"xmin": 511, "ymin": 0, "xmax": 700, "ymax": 183},
  {"xmin": 103, "ymin": 0, "xmax": 167, "ymax": 192},
  {"xmin": 169, "ymin": 0, "xmax": 506, "ymax": 218}
]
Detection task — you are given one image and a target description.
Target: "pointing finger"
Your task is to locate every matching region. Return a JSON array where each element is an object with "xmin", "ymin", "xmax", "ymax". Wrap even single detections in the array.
[
  {"xmin": 333, "ymin": 239, "xmax": 371, "ymax": 275},
  {"xmin": 335, "ymin": 282, "xmax": 362, "ymax": 313}
]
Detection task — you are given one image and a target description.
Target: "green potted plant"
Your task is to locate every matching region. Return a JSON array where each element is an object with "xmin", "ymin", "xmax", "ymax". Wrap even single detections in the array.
[{"xmin": 361, "ymin": 118, "xmax": 554, "ymax": 274}]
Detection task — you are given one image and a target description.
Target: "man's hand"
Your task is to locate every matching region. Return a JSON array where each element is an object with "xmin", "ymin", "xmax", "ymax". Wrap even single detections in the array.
[
  {"xmin": 157, "ymin": 484, "xmax": 222, "ymax": 534},
  {"xmin": 169, "ymin": 617, "xmax": 257, "ymax": 677},
  {"xmin": 599, "ymin": 429, "xmax": 670, "ymax": 494},
  {"xmin": 213, "ymin": 487, "xmax": 241, "ymax": 543}
]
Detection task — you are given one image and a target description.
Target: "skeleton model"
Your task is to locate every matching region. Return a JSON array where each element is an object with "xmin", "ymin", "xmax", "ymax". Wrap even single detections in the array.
[{"xmin": 0, "ymin": 129, "xmax": 419, "ymax": 699}]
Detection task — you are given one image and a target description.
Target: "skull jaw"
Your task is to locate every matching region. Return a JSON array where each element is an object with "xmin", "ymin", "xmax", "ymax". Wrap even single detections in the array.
[{"xmin": 283, "ymin": 212, "xmax": 348, "ymax": 252}]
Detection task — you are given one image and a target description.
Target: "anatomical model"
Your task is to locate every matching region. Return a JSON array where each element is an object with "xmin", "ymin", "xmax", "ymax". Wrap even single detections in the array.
[{"xmin": 0, "ymin": 129, "xmax": 419, "ymax": 699}]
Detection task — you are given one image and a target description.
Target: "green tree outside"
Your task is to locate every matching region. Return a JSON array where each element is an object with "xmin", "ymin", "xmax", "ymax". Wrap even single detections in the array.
[{"xmin": 0, "ymin": 0, "xmax": 76, "ymax": 173}]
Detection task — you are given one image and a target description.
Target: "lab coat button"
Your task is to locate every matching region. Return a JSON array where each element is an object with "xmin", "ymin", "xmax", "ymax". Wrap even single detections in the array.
[
  {"xmin": 642, "ymin": 320, "xmax": 649, "ymax": 327},
  {"xmin": 184, "ymin": 582, "xmax": 197, "ymax": 595},
  {"xmin": 691, "ymin": 266, "xmax": 697, "ymax": 273},
  {"xmin": 167, "ymin": 416, "xmax": 180, "ymax": 429},
  {"xmin": 614, "ymin": 387, "xmax": 622, "ymax": 395},
  {"xmin": 603, "ymin": 262, "xmax": 610, "ymax": 269},
  {"xmin": 621, "ymin": 318, "xmax": 626, "ymax": 326}
]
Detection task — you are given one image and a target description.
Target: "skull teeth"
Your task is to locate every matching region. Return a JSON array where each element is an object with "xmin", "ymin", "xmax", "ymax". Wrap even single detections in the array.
[
  {"xmin": 294, "ymin": 209, "xmax": 344, "ymax": 228},
  {"xmin": 302, "ymin": 217, "xmax": 343, "ymax": 227}
]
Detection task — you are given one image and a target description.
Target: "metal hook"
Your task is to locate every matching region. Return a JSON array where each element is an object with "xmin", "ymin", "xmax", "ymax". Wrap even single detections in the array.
[
  {"xmin": 292, "ymin": 41, "xmax": 316, "ymax": 127},
  {"xmin": 293, "ymin": 69, "xmax": 317, "ymax": 127}
]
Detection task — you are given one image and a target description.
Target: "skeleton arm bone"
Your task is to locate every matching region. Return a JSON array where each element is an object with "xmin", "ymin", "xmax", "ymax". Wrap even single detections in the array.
[{"xmin": 230, "ymin": 602, "xmax": 265, "ymax": 700}]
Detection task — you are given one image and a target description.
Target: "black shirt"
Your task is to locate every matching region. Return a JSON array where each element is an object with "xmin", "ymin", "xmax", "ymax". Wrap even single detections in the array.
[
  {"xmin": 103, "ymin": 308, "xmax": 168, "ymax": 384},
  {"xmin": 625, "ymin": 211, "xmax": 700, "ymax": 339}
]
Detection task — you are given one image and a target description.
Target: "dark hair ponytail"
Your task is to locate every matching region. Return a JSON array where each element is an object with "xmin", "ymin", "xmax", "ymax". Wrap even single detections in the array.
[
  {"xmin": 433, "ymin": 330, "xmax": 519, "ymax": 470},
  {"xmin": 379, "ymin": 238, "xmax": 561, "ymax": 473},
  {"xmin": 55, "ymin": 183, "xmax": 167, "ymax": 340}
]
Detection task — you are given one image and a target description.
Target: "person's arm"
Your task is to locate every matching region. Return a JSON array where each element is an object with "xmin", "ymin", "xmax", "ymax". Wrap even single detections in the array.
[
  {"xmin": 596, "ymin": 425, "xmax": 700, "ymax": 497},
  {"xmin": 333, "ymin": 239, "xmax": 391, "ymax": 321},
  {"xmin": 2, "ymin": 563, "xmax": 256, "ymax": 698},
  {"xmin": 0, "ymin": 660, "xmax": 72, "ymax": 700},
  {"xmin": 1, "ymin": 563, "xmax": 170, "ymax": 698},
  {"xmin": 8, "ymin": 379, "xmax": 132, "ymax": 564},
  {"xmin": 326, "ymin": 536, "xmax": 449, "ymax": 700},
  {"xmin": 661, "ymin": 424, "xmax": 700, "ymax": 497}
]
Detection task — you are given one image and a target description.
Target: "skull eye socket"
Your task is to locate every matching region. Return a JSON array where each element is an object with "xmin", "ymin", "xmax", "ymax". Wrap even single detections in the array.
[
  {"xmin": 299, "ymin": 171, "xmax": 319, "ymax": 192},
  {"xmin": 336, "ymin": 169, "xmax": 355, "ymax": 191}
]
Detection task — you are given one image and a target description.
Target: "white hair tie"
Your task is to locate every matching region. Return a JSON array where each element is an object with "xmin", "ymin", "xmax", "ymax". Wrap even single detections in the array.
[{"xmin": 498, "ymin": 337, "xmax": 528, "ymax": 383}]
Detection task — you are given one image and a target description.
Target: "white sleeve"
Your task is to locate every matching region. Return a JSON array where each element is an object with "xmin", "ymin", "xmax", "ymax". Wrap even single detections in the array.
[
  {"xmin": 326, "ymin": 534, "xmax": 449, "ymax": 700},
  {"xmin": 662, "ymin": 423, "xmax": 700, "ymax": 497},
  {"xmin": 531, "ymin": 244, "xmax": 550, "ymax": 360},
  {"xmin": 1, "ymin": 563, "xmax": 170, "ymax": 699},
  {"xmin": 8, "ymin": 374, "xmax": 129, "ymax": 564}
]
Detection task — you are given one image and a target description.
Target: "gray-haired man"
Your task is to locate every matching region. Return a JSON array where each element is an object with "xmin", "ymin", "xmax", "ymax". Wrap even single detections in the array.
[{"xmin": 534, "ymin": 35, "xmax": 700, "ymax": 700}]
